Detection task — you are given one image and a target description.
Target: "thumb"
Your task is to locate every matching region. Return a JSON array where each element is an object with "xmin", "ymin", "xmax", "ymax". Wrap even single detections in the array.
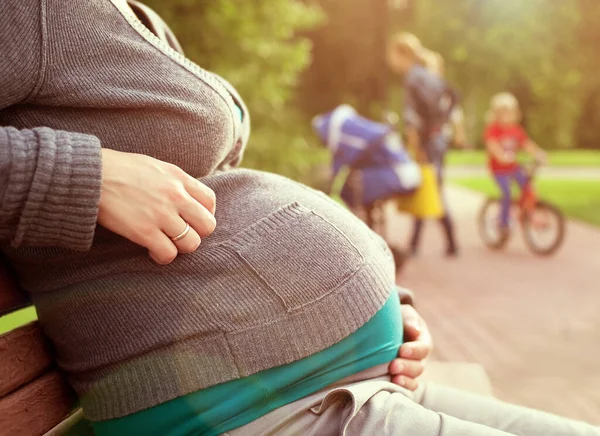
[{"xmin": 401, "ymin": 305, "xmax": 422, "ymax": 342}]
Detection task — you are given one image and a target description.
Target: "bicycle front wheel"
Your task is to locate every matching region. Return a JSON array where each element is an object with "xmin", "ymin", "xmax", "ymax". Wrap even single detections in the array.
[
  {"xmin": 522, "ymin": 200, "xmax": 565, "ymax": 256},
  {"xmin": 478, "ymin": 198, "xmax": 510, "ymax": 250}
]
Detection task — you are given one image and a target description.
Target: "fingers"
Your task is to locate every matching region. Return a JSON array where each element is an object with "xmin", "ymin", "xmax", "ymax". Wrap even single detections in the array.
[
  {"xmin": 183, "ymin": 175, "xmax": 217, "ymax": 215},
  {"xmin": 160, "ymin": 181, "xmax": 216, "ymax": 256},
  {"xmin": 162, "ymin": 216, "xmax": 201, "ymax": 254},
  {"xmin": 389, "ymin": 358, "xmax": 425, "ymax": 392},
  {"xmin": 98, "ymin": 151, "xmax": 219, "ymax": 265},
  {"xmin": 401, "ymin": 304, "xmax": 434, "ymax": 357},
  {"xmin": 403, "ymin": 321, "xmax": 422, "ymax": 343},
  {"xmin": 399, "ymin": 341, "xmax": 431, "ymax": 361},
  {"xmin": 391, "ymin": 374, "xmax": 419, "ymax": 391},
  {"xmin": 146, "ymin": 231, "xmax": 178, "ymax": 265},
  {"xmin": 119, "ymin": 221, "xmax": 179, "ymax": 265},
  {"xmin": 401, "ymin": 304, "xmax": 422, "ymax": 342},
  {"xmin": 178, "ymin": 193, "xmax": 217, "ymax": 238},
  {"xmin": 389, "ymin": 358, "xmax": 425, "ymax": 379}
]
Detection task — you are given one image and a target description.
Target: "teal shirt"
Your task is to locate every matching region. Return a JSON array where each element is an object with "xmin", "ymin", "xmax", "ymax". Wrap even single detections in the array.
[
  {"xmin": 94, "ymin": 289, "xmax": 403, "ymax": 436},
  {"xmin": 232, "ymin": 102, "xmax": 243, "ymax": 122}
]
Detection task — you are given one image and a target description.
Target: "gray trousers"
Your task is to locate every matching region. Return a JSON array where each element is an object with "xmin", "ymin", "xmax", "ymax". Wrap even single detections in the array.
[{"xmin": 225, "ymin": 364, "xmax": 600, "ymax": 436}]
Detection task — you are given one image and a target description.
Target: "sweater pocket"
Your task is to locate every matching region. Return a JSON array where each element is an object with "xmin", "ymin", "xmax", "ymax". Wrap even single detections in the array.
[{"xmin": 225, "ymin": 202, "xmax": 364, "ymax": 311}]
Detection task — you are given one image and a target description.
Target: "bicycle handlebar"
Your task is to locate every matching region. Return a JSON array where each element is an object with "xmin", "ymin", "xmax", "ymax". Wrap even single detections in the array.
[{"xmin": 524, "ymin": 159, "xmax": 545, "ymax": 179}]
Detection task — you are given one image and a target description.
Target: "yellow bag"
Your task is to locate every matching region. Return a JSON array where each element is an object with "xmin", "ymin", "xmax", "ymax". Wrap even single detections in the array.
[{"xmin": 396, "ymin": 164, "xmax": 443, "ymax": 218}]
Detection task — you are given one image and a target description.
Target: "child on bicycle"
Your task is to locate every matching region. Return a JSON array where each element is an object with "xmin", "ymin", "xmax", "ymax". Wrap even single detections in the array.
[{"xmin": 484, "ymin": 92, "xmax": 547, "ymax": 236}]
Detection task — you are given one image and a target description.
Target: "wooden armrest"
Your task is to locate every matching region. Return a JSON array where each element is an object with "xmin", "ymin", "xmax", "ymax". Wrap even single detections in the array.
[
  {"xmin": 0, "ymin": 371, "xmax": 75, "ymax": 436},
  {"xmin": 0, "ymin": 263, "xmax": 29, "ymax": 317},
  {"xmin": 0, "ymin": 322, "xmax": 53, "ymax": 397},
  {"xmin": 43, "ymin": 408, "xmax": 86, "ymax": 436}
]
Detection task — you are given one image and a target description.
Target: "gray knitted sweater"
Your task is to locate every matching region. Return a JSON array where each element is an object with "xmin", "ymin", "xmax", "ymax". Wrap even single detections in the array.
[{"xmin": 0, "ymin": 0, "xmax": 395, "ymax": 421}]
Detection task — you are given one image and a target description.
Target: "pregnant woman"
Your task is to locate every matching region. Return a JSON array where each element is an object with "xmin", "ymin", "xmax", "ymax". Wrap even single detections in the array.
[{"xmin": 1, "ymin": 2, "xmax": 598, "ymax": 435}]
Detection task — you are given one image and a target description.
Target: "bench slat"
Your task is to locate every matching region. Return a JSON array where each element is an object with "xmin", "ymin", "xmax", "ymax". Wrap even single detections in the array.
[
  {"xmin": 0, "ymin": 263, "xmax": 30, "ymax": 316},
  {"xmin": 0, "ymin": 322, "xmax": 53, "ymax": 397},
  {"xmin": 0, "ymin": 371, "xmax": 75, "ymax": 436},
  {"xmin": 43, "ymin": 408, "xmax": 87, "ymax": 436}
]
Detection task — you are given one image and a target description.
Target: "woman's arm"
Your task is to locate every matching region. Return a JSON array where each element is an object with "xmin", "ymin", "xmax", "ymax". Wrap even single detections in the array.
[
  {"xmin": 405, "ymin": 126, "xmax": 424, "ymax": 162},
  {"xmin": 0, "ymin": 3, "xmax": 103, "ymax": 251},
  {"xmin": 0, "ymin": 1, "xmax": 216, "ymax": 262},
  {"xmin": 0, "ymin": 127, "xmax": 218, "ymax": 262},
  {"xmin": 0, "ymin": 127, "xmax": 103, "ymax": 251},
  {"xmin": 403, "ymin": 75, "xmax": 428, "ymax": 163}
]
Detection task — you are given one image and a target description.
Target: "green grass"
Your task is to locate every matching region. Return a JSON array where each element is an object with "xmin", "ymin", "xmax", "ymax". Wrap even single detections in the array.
[
  {"xmin": 451, "ymin": 176, "xmax": 600, "ymax": 227},
  {"xmin": 447, "ymin": 149, "xmax": 600, "ymax": 167},
  {"xmin": 0, "ymin": 306, "xmax": 38, "ymax": 335}
]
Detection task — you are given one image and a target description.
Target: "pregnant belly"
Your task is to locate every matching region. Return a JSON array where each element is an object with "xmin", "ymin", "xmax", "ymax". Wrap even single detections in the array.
[
  {"xmin": 24, "ymin": 169, "xmax": 396, "ymax": 376},
  {"xmin": 92, "ymin": 288, "xmax": 403, "ymax": 436}
]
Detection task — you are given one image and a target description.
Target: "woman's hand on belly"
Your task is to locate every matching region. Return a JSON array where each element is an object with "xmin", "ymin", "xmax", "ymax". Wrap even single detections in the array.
[
  {"xmin": 388, "ymin": 304, "xmax": 433, "ymax": 390},
  {"xmin": 98, "ymin": 149, "xmax": 217, "ymax": 264}
]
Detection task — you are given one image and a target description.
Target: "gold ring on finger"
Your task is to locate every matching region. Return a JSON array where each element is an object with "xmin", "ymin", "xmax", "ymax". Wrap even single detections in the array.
[{"xmin": 170, "ymin": 223, "xmax": 191, "ymax": 242}]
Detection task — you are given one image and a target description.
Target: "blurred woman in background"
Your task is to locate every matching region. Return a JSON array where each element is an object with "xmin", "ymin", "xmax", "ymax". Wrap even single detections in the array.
[
  {"xmin": 387, "ymin": 33, "xmax": 459, "ymax": 257},
  {"xmin": 423, "ymin": 50, "xmax": 468, "ymax": 150}
]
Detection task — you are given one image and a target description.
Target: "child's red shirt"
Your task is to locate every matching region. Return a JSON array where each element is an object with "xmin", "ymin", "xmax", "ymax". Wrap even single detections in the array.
[{"xmin": 484, "ymin": 122, "xmax": 528, "ymax": 173}]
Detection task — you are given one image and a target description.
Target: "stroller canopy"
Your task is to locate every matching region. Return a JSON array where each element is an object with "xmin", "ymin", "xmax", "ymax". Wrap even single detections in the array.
[
  {"xmin": 313, "ymin": 105, "xmax": 391, "ymax": 155},
  {"xmin": 313, "ymin": 105, "xmax": 422, "ymax": 207}
]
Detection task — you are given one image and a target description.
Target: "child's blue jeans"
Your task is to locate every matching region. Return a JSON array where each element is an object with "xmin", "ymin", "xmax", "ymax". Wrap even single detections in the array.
[{"xmin": 494, "ymin": 168, "xmax": 529, "ymax": 228}]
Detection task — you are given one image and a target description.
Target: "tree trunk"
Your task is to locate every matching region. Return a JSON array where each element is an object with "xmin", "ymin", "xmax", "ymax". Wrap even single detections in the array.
[{"xmin": 298, "ymin": 0, "xmax": 391, "ymax": 117}]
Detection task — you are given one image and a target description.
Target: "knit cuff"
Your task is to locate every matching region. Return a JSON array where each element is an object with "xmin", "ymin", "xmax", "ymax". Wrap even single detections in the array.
[{"xmin": 9, "ymin": 127, "xmax": 102, "ymax": 251}]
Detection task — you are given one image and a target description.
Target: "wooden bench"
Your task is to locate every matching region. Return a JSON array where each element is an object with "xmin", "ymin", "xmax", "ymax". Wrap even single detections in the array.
[{"xmin": 0, "ymin": 261, "xmax": 92, "ymax": 436}]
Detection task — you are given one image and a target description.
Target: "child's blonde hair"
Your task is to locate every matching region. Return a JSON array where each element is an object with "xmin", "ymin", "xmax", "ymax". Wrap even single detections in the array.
[
  {"xmin": 486, "ymin": 92, "xmax": 521, "ymax": 125},
  {"xmin": 388, "ymin": 32, "xmax": 427, "ymax": 66},
  {"xmin": 423, "ymin": 49, "xmax": 445, "ymax": 77}
]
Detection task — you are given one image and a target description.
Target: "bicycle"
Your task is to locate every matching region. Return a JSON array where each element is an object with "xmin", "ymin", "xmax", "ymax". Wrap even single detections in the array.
[{"xmin": 478, "ymin": 162, "xmax": 565, "ymax": 256}]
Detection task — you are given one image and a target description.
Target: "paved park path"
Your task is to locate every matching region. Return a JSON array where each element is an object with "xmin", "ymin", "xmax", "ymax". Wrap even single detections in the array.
[
  {"xmin": 386, "ymin": 186, "xmax": 600, "ymax": 424},
  {"xmin": 448, "ymin": 165, "xmax": 600, "ymax": 180}
]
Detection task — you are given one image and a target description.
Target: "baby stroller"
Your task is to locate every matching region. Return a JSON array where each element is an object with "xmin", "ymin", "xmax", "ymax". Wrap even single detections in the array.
[
  {"xmin": 313, "ymin": 104, "xmax": 421, "ymax": 230},
  {"xmin": 313, "ymin": 105, "xmax": 421, "ymax": 273}
]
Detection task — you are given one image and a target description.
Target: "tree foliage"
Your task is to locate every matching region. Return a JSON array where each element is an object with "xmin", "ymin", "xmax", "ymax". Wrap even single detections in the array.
[
  {"xmin": 395, "ymin": 0, "xmax": 600, "ymax": 149},
  {"xmin": 297, "ymin": 0, "xmax": 391, "ymax": 117},
  {"xmin": 142, "ymin": 0, "xmax": 600, "ymax": 183},
  {"xmin": 143, "ymin": 0, "xmax": 326, "ymax": 180}
]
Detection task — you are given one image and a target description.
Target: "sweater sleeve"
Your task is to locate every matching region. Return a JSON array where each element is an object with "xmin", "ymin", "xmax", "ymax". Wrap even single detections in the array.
[
  {"xmin": 0, "ymin": 1, "xmax": 103, "ymax": 251},
  {"xmin": 0, "ymin": 127, "xmax": 102, "ymax": 251}
]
